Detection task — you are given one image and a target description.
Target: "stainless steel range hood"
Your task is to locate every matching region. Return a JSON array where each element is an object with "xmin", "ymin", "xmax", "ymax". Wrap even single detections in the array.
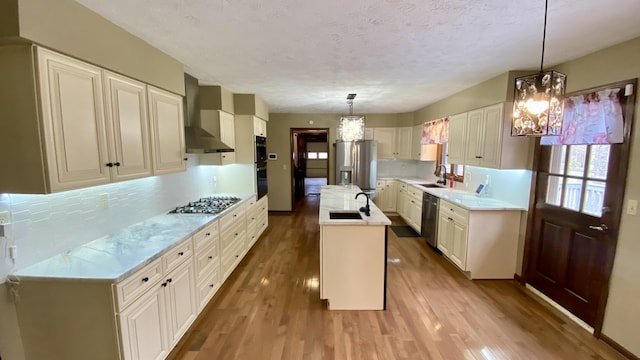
[{"xmin": 183, "ymin": 73, "xmax": 234, "ymax": 153}]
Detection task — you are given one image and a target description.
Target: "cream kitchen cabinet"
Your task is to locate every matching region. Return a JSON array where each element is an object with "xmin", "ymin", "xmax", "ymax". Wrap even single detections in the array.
[
  {"xmin": 198, "ymin": 110, "xmax": 236, "ymax": 165},
  {"xmin": 0, "ymin": 45, "xmax": 186, "ymax": 193},
  {"xmin": 396, "ymin": 182, "xmax": 408, "ymax": 219},
  {"xmin": 103, "ymin": 71, "xmax": 153, "ymax": 181},
  {"xmin": 148, "ymin": 86, "xmax": 187, "ymax": 175},
  {"xmin": 220, "ymin": 203, "xmax": 247, "ymax": 281},
  {"xmin": 246, "ymin": 195, "xmax": 269, "ymax": 250},
  {"xmin": 448, "ymin": 103, "xmax": 531, "ymax": 169},
  {"xmin": 192, "ymin": 221, "xmax": 221, "ymax": 311},
  {"xmin": 411, "ymin": 124, "xmax": 438, "ymax": 161},
  {"xmin": 364, "ymin": 127, "xmax": 374, "ymax": 140},
  {"xmin": 437, "ymin": 199, "xmax": 521, "ymax": 279},
  {"xmin": 375, "ymin": 180, "xmax": 397, "ymax": 212},
  {"xmin": 405, "ymin": 186, "xmax": 423, "ymax": 233},
  {"xmin": 253, "ymin": 116, "xmax": 267, "ymax": 137},
  {"xmin": 446, "ymin": 112, "xmax": 467, "ymax": 165},
  {"xmin": 234, "ymin": 114, "xmax": 262, "ymax": 164},
  {"xmin": 373, "ymin": 127, "xmax": 412, "ymax": 159}
]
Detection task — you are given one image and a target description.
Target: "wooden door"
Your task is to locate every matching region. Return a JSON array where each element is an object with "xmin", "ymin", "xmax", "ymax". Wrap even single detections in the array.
[
  {"xmin": 148, "ymin": 86, "xmax": 186, "ymax": 175},
  {"xmin": 526, "ymin": 80, "xmax": 635, "ymax": 331},
  {"xmin": 37, "ymin": 47, "xmax": 111, "ymax": 192},
  {"xmin": 103, "ymin": 71, "xmax": 152, "ymax": 181}
]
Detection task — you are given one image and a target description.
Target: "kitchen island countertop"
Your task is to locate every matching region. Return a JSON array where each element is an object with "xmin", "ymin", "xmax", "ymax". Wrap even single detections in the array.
[{"xmin": 318, "ymin": 185, "xmax": 391, "ymax": 225}]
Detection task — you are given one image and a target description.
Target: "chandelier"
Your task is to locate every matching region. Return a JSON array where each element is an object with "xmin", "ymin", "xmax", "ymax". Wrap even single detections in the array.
[
  {"xmin": 512, "ymin": 0, "xmax": 567, "ymax": 136},
  {"xmin": 339, "ymin": 93, "xmax": 365, "ymax": 141}
]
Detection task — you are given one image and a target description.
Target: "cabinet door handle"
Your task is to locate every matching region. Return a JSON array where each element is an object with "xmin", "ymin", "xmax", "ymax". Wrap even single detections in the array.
[
  {"xmin": 166, "ymin": 278, "xmax": 172, "ymax": 283},
  {"xmin": 106, "ymin": 162, "xmax": 113, "ymax": 167},
  {"xmin": 448, "ymin": 217, "xmax": 453, "ymax": 221},
  {"xmin": 141, "ymin": 277, "xmax": 149, "ymax": 282},
  {"xmin": 114, "ymin": 162, "xmax": 121, "ymax": 167},
  {"xmin": 184, "ymin": 157, "xmax": 188, "ymax": 161},
  {"xmin": 161, "ymin": 282, "xmax": 168, "ymax": 287},
  {"xmin": 178, "ymin": 251, "xmax": 184, "ymax": 256},
  {"xmin": 235, "ymin": 233, "xmax": 239, "ymax": 236},
  {"xmin": 206, "ymin": 232, "xmax": 211, "ymax": 236},
  {"xmin": 208, "ymin": 255, "xmax": 213, "ymax": 259},
  {"xmin": 210, "ymin": 284, "xmax": 215, "ymax": 288}
]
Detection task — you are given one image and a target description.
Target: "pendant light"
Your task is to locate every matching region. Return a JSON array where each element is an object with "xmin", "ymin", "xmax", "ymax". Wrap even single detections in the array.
[
  {"xmin": 512, "ymin": 0, "xmax": 567, "ymax": 136},
  {"xmin": 339, "ymin": 93, "xmax": 365, "ymax": 141}
]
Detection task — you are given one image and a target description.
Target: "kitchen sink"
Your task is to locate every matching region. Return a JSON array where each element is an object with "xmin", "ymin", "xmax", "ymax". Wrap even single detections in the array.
[
  {"xmin": 329, "ymin": 211, "xmax": 363, "ymax": 220},
  {"xmin": 417, "ymin": 183, "xmax": 444, "ymax": 188}
]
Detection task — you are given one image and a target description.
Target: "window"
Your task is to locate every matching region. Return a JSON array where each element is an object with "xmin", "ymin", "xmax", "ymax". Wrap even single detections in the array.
[
  {"xmin": 545, "ymin": 144, "xmax": 609, "ymax": 217},
  {"xmin": 307, "ymin": 151, "xmax": 328, "ymax": 160},
  {"xmin": 436, "ymin": 143, "xmax": 464, "ymax": 181}
]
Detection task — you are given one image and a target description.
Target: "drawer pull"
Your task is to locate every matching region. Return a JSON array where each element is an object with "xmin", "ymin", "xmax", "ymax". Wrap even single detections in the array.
[
  {"xmin": 141, "ymin": 277, "xmax": 149, "ymax": 283},
  {"xmin": 233, "ymin": 214, "xmax": 237, "ymax": 218},
  {"xmin": 235, "ymin": 233, "xmax": 239, "ymax": 236},
  {"xmin": 166, "ymin": 278, "xmax": 172, "ymax": 283},
  {"xmin": 235, "ymin": 255, "xmax": 239, "ymax": 258},
  {"xmin": 178, "ymin": 251, "xmax": 184, "ymax": 256},
  {"xmin": 210, "ymin": 284, "xmax": 215, "ymax": 288},
  {"xmin": 161, "ymin": 282, "xmax": 168, "ymax": 287},
  {"xmin": 206, "ymin": 232, "xmax": 211, "ymax": 236},
  {"xmin": 448, "ymin": 217, "xmax": 453, "ymax": 221},
  {"xmin": 208, "ymin": 255, "xmax": 213, "ymax": 259}
]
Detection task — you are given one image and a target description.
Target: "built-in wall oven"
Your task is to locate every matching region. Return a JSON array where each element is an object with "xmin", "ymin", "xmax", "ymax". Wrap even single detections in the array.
[
  {"xmin": 421, "ymin": 192, "xmax": 439, "ymax": 250},
  {"xmin": 256, "ymin": 136, "xmax": 268, "ymax": 199}
]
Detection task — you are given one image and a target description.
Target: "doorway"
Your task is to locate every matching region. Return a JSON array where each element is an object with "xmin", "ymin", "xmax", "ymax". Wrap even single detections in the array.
[
  {"xmin": 524, "ymin": 79, "xmax": 636, "ymax": 335},
  {"xmin": 291, "ymin": 129, "xmax": 329, "ymax": 207}
]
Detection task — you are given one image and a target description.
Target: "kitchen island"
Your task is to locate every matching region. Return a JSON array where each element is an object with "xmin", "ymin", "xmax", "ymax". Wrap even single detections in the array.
[{"xmin": 319, "ymin": 185, "xmax": 391, "ymax": 310}]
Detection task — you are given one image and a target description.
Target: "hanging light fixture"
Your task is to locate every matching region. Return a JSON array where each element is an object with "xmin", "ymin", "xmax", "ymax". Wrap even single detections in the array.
[
  {"xmin": 512, "ymin": 0, "xmax": 567, "ymax": 136},
  {"xmin": 339, "ymin": 93, "xmax": 365, "ymax": 141}
]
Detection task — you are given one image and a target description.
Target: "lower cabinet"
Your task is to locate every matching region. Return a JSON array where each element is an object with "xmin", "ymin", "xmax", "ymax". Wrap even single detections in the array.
[
  {"xmin": 405, "ymin": 186, "xmax": 423, "ymax": 232},
  {"xmin": 14, "ymin": 195, "xmax": 270, "ymax": 360},
  {"xmin": 437, "ymin": 199, "xmax": 521, "ymax": 279},
  {"xmin": 119, "ymin": 260, "xmax": 197, "ymax": 360},
  {"xmin": 375, "ymin": 180, "xmax": 397, "ymax": 212}
]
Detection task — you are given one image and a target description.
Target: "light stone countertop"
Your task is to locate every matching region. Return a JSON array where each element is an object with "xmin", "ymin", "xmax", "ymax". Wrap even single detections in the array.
[
  {"xmin": 380, "ymin": 177, "xmax": 526, "ymax": 211},
  {"xmin": 318, "ymin": 185, "xmax": 391, "ymax": 225},
  {"xmin": 13, "ymin": 194, "xmax": 254, "ymax": 283}
]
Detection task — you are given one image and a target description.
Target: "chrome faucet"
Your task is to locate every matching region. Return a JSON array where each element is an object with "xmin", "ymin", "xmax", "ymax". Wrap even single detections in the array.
[
  {"xmin": 355, "ymin": 192, "xmax": 371, "ymax": 216},
  {"xmin": 436, "ymin": 164, "xmax": 447, "ymax": 186}
]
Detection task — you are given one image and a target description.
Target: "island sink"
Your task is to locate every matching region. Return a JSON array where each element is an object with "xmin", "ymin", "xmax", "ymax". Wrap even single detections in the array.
[{"xmin": 329, "ymin": 211, "xmax": 363, "ymax": 220}]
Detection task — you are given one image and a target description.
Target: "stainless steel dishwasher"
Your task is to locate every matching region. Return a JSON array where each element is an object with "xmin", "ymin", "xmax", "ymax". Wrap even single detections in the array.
[{"xmin": 421, "ymin": 192, "xmax": 439, "ymax": 250}]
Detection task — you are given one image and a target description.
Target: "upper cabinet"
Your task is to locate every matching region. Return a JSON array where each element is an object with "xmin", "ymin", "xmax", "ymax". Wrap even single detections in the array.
[
  {"xmin": 103, "ymin": 71, "xmax": 153, "ymax": 181},
  {"xmin": 373, "ymin": 127, "xmax": 412, "ymax": 160},
  {"xmin": 253, "ymin": 117, "xmax": 267, "ymax": 137},
  {"xmin": 0, "ymin": 45, "xmax": 186, "ymax": 194},
  {"xmin": 448, "ymin": 103, "xmax": 531, "ymax": 169},
  {"xmin": 411, "ymin": 123, "xmax": 437, "ymax": 161},
  {"xmin": 148, "ymin": 86, "xmax": 186, "ymax": 175},
  {"xmin": 447, "ymin": 112, "xmax": 467, "ymax": 165}
]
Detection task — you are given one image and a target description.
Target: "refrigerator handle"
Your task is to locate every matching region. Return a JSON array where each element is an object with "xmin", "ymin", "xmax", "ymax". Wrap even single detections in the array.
[{"xmin": 352, "ymin": 142, "xmax": 359, "ymax": 185}]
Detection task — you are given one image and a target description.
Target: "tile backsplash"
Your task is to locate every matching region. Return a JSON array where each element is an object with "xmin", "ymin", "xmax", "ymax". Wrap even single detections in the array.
[
  {"xmin": 0, "ymin": 155, "xmax": 225, "ymax": 282},
  {"xmin": 378, "ymin": 159, "xmax": 437, "ymax": 179}
]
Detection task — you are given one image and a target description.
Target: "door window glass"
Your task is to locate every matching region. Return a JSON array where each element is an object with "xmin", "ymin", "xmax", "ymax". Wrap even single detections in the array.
[{"xmin": 544, "ymin": 144, "xmax": 611, "ymax": 217}]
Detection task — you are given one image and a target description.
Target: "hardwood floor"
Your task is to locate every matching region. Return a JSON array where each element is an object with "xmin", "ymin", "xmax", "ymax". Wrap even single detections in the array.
[{"xmin": 169, "ymin": 196, "xmax": 625, "ymax": 360}]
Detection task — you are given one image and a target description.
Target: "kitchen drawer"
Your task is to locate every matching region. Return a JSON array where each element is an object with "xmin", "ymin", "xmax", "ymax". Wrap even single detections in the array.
[
  {"xmin": 163, "ymin": 239, "xmax": 193, "ymax": 273},
  {"xmin": 440, "ymin": 200, "xmax": 468, "ymax": 223},
  {"xmin": 220, "ymin": 203, "xmax": 245, "ymax": 232},
  {"xmin": 256, "ymin": 196, "xmax": 268, "ymax": 213},
  {"xmin": 398, "ymin": 183, "xmax": 407, "ymax": 191},
  {"xmin": 408, "ymin": 186, "xmax": 423, "ymax": 200},
  {"xmin": 220, "ymin": 220, "xmax": 245, "ymax": 250},
  {"xmin": 195, "ymin": 241, "xmax": 219, "ymax": 279},
  {"xmin": 193, "ymin": 221, "xmax": 219, "ymax": 250},
  {"xmin": 114, "ymin": 257, "xmax": 163, "ymax": 310},
  {"xmin": 221, "ymin": 234, "xmax": 245, "ymax": 278},
  {"xmin": 196, "ymin": 262, "xmax": 220, "ymax": 311}
]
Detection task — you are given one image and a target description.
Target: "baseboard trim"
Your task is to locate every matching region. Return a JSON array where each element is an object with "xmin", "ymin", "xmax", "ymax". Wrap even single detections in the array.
[
  {"xmin": 525, "ymin": 284, "xmax": 594, "ymax": 334},
  {"xmin": 513, "ymin": 273, "xmax": 521, "ymax": 282},
  {"xmin": 600, "ymin": 334, "xmax": 639, "ymax": 360}
]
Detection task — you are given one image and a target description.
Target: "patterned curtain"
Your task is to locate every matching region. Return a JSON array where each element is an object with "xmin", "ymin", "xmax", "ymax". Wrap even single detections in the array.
[
  {"xmin": 421, "ymin": 117, "xmax": 449, "ymax": 144},
  {"xmin": 541, "ymin": 88, "xmax": 624, "ymax": 145}
]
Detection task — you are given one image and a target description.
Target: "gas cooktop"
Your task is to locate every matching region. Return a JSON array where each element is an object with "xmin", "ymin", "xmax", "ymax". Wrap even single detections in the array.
[{"xmin": 169, "ymin": 196, "xmax": 241, "ymax": 214}]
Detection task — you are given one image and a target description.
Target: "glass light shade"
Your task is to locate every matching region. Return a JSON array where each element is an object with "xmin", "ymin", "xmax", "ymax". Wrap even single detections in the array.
[
  {"xmin": 512, "ymin": 70, "xmax": 566, "ymax": 136},
  {"xmin": 339, "ymin": 116, "xmax": 365, "ymax": 141}
]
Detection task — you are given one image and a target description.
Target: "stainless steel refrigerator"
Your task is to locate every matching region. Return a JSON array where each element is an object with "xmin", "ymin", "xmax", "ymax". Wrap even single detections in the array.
[{"xmin": 335, "ymin": 140, "xmax": 377, "ymax": 196}]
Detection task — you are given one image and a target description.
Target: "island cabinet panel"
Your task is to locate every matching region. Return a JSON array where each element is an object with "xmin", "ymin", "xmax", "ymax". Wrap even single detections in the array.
[{"xmin": 320, "ymin": 225, "xmax": 386, "ymax": 310}]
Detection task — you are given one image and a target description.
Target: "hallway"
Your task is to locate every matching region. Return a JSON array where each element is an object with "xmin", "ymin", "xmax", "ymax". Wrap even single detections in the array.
[{"xmin": 170, "ymin": 197, "xmax": 624, "ymax": 360}]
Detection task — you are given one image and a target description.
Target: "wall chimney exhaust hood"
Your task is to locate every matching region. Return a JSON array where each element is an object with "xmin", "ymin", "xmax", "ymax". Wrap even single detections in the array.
[{"xmin": 183, "ymin": 73, "xmax": 234, "ymax": 153}]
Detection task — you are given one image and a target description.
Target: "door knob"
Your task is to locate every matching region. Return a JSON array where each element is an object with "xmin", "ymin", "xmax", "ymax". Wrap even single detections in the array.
[{"xmin": 589, "ymin": 224, "xmax": 608, "ymax": 231}]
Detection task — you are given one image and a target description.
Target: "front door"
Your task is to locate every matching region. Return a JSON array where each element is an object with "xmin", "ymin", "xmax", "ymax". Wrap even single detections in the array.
[{"xmin": 526, "ymin": 80, "xmax": 635, "ymax": 332}]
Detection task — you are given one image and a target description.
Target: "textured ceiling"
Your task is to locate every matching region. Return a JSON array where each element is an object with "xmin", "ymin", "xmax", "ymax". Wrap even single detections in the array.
[{"xmin": 76, "ymin": 0, "xmax": 640, "ymax": 114}]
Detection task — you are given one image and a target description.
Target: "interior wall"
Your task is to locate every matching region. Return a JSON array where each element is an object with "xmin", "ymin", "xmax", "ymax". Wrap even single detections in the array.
[
  {"xmin": 267, "ymin": 113, "xmax": 407, "ymax": 211},
  {"xmin": 7, "ymin": 0, "xmax": 184, "ymax": 95},
  {"xmin": 548, "ymin": 36, "xmax": 640, "ymax": 356}
]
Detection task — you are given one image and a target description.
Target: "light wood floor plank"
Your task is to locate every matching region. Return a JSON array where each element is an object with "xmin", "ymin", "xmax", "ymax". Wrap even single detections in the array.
[{"xmin": 169, "ymin": 196, "xmax": 626, "ymax": 360}]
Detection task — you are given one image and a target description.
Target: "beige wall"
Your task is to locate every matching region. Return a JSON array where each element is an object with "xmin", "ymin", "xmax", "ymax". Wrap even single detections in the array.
[
  {"xmin": 3, "ymin": 0, "xmax": 184, "ymax": 95},
  {"xmin": 550, "ymin": 36, "xmax": 640, "ymax": 356},
  {"xmin": 267, "ymin": 113, "xmax": 407, "ymax": 210}
]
